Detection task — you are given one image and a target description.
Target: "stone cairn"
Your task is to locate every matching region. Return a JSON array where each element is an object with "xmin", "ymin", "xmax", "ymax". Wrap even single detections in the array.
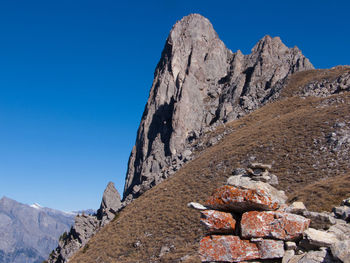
[{"xmin": 188, "ymin": 163, "xmax": 350, "ymax": 263}]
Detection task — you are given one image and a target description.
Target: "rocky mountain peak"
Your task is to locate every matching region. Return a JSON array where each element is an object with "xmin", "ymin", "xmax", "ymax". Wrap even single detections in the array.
[
  {"xmin": 122, "ymin": 14, "xmax": 314, "ymax": 203},
  {"xmin": 251, "ymin": 35, "xmax": 286, "ymax": 53}
]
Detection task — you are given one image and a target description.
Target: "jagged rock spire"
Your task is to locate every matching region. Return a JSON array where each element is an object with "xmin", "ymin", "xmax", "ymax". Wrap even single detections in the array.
[
  {"xmin": 97, "ymin": 181, "xmax": 122, "ymax": 225},
  {"xmin": 123, "ymin": 14, "xmax": 313, "ymax": 202}
]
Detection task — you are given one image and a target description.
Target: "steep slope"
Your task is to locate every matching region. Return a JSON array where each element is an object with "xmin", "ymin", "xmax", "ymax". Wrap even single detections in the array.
[
  {"xmin": 123, "ymin": 14, "xmax": 313, "ymax": 203},
  {"xmin": 69, "ymin": 67, "xmax": 350, "ymax": 263},
  {"xmin": 0, "ymin": 197, "xmax": 74, "ymax": 263}
]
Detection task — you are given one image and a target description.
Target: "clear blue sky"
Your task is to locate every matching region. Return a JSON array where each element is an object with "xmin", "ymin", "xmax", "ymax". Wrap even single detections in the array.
[{"xmin": 0, "ymin": 0, "xmax": 349, "ymax": 211}]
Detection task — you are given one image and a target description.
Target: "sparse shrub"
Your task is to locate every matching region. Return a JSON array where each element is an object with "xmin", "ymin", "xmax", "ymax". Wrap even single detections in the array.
[
  {"xmin": 82, "ymin": 244, "xmax": 89, "ymax": 253},
  {"xmin": 59, "ymin": 231, "xmax": 68, "ymax": 241}
]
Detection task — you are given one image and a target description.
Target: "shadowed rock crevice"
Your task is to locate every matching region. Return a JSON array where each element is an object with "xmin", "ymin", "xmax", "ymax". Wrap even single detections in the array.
[{"xmin": 146, "ymin": 98, "xmax": 175, "ymax": 158}]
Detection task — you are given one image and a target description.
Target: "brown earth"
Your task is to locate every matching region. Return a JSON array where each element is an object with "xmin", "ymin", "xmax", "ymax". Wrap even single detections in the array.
[{"xmin": 70, "ymin": 67, "xmax": 350, "ymax": 263}]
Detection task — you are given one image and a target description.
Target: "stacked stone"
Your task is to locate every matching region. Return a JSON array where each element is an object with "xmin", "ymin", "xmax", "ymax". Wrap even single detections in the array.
[{"xmin": 189, "ymin": 164, "xmax": 350, "ymax": 263}]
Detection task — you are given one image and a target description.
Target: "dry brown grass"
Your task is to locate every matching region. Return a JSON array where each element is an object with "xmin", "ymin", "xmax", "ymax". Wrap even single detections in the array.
[
  {"xmin": 289, "ymin": 173, "xmax": 350, "ymax": 212},
  {"xmin": 70, "ymin": 68, "xmax": 350, "ymax": 263}
]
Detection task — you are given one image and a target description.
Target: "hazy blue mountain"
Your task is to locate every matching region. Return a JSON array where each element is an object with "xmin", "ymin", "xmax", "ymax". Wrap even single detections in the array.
[{"xmin": 0, "ymin": 196, "xmax": 75, "ymax": 263}]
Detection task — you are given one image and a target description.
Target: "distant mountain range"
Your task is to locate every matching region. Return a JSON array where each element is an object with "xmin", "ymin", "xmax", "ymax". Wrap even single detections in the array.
[{"xmin": 0, "ymin": 196, "xmax": 93, "ymax": 263}]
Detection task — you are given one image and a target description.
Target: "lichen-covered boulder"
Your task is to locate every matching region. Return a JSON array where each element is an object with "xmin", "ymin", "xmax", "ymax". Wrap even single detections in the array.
[
  {"xmin": 200, "ymin": 210, "xmax": 236, "ymax": 233},
  {"xmin": 241, "ymin": 211, "xmax": 310, "ymax": 241},
  {"xmin": 226, "ymin": 175, "xmax": 287, "ymax": 205},
  {"xmin": 205, "ymin": 185, "xmax": 280, "ymax": 212},
  {"xmin": 199, "ymin": 235, "xmax": 260, "ymax": 262}
]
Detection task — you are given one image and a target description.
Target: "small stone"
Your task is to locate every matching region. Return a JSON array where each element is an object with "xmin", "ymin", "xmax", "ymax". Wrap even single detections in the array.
[
  {"xmin": 159, "ymin": 245, "xmax": 171, "ymax": 257},
  {"xmin": 248, "ymin": 163, "xmax": 272, "ymax": 170},
  {"xmin": 303, "ymin": 228, "xmax": 338, "ymax": 248},
  {"xmin": 341, "ymin": 197, "xmax": 350, "ymax": 206},
  {"xmin": 182, "ymin": 149, "xmax": 192, "ymax": 158},
  {"xmin": 205, "ymin": 185, "xmax": 281, "ymax": 212},
  {"xmin": 187, "ymin": 202, "xmax": 207, "ymax": 210},
  {"xmin": 199, "ymin": 235, "xmax": 260, "ymax": 262},
  {"xmin": 331, "ymin": 240, "xmax": 350, "ymax": 263},
  {"xmin": 285, "ymin": 241, "xmax": 297, "ymax": 250},
  {"xmin": 226, "ymin": 175, "xmax": 252, "ymax": 188},
  {"xmin": 269, "ymin": 173, "xmax": 279, "ymax": 185},
  {"xmin": 200, "ymin": 210, "xmax": 236, "ymax": 233},
  {"xmin": 241, "ymin": 211, "xmax": 310, "ymax": 241},
  {"xmin": 232, "ymin": 168, "xmax": 247, "ymax": 176},
  {"xmin": 302, "ymin": 211, "xmax": 336, "ymax": 229},
  {"xmin": 332, "ymin": 206, "xmax": 350, "ymax": 221},
  {"xmin": 253, "ymin": 239, "xmax": 285, "ymax": 259},
  {"xmin": 282, "ymin": 250, "xmax": 295, "ymax": 263},
  {"xmin": 286, "ymin": 202, "xmax": 307, "ymax": 215}
]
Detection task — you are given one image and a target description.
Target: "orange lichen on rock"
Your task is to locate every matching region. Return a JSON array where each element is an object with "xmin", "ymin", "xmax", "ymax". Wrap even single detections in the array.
[
  {"xmin": 205, "ymin": 185, "xmax": 280, "ymax": 212},
  {"xmin": 199, "ymin": 235, "xmax": 260, "ymax": 262},
  {"xmin": 241, "ymin": 211, "xmax": 310, "ymax": 240},
  {"xmin": 200, "ymin": 210, "xmax": 236, "ymax": 233}
]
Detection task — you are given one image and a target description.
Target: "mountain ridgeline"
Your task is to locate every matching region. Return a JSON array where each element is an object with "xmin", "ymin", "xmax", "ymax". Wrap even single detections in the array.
[
  {"xmin": 123, "ymin": 14, "xmax": 313, "ymax": 203},
  {"xmin": 0, "ymin": 197, "xmax": 74, "ymax": 263},
  {"xmin": 49, "ymin": 13, "xmax": 350, "ymax": 263}
]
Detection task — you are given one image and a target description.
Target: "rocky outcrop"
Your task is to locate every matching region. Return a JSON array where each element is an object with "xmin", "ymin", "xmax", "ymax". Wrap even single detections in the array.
[
  {"xmin": 123, "ymin": 13, "xmax": 313, "ymax": 203},
  {"xmin": 299, "ymin": 71, "xmax": 350, "ymax": 97},
  {"xmin": 47, "ymin": 182, "xmax": 121, "ymax": 263},
  {"xmin": 96, "ymin": 182, "xmax": 122, "ymax": 226},
  {"xmin": 190, "ymin": 163, "xmax": 350, "ymax": 263}
]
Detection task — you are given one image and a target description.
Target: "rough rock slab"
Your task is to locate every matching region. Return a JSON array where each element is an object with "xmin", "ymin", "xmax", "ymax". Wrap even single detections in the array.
[
  {"xmin": 252, "ymin": 239, "xmax": 285, "ymax": 259},
  {"xmin": 296, "ymin": 249, "xmax": 336, "ymax": 263},
  {"xmin": 199, "ymin": 235, "xmax": 260, "ymax": 262},
  {"xmin": 327, "ymin": 222, "xmax": 350, "ymax": 240},
  {"xmin": 331, "ymin": 240, "xmax": 350, "ymax": 263},
  {"xmin": 303, "ymin": 228, "xmax": 338, "ymax": 248},
  {"xmin": 205, "ymin": 185, "xmax": 280, "ymax": 212},
  {"xmin": 200, "ymin": 210, "xmax": 236, "ymax": 233},
  {"xmin": 226, "ymin": 176, "xmax": 287, "ymax": 205},
  {"xmin": 241, "ymin": 211, "xmax": 310, "ymax": 241},
  {"xmin": 286, "ymin": 202, "xmax": 307, "ymax": 215},
  {"xmin": 302, "ymin": 211, "xmax": 336, "ymax": 230}
]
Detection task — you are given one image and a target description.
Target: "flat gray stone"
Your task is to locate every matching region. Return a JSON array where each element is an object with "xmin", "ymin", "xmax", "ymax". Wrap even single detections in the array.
[
  {"xmin": 303, "ymin": 228, "xmax": 338, "ymax": 248},
  {"xmin": 187, "ymin": 202, "xmax": 207, "ymax": 210},
  {"xmin": 331, "ymin": 240, "xmax": 350, "ymax": 263}
]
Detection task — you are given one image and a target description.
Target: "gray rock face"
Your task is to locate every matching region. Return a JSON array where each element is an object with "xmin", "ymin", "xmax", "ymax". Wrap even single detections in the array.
[
  {"xmin": 123, "ymin": 13, "xmax": 313, "ymax": 202},
  {"xmin": 97, "ymin": 182, "xmax": 122, "ymax": 226},
  {"xmin": 48, "ymin": 182, "xmax": 121, "ymax": 263},
  {"xmin": 0, "ymin": 196, "xmax": 74, "ymax": 263}
]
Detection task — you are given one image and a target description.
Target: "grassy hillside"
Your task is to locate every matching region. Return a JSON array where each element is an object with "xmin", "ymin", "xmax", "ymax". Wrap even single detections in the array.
[{"xmin": 70, "ymin": 67, "xmax": 350, "ymax": 263}]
